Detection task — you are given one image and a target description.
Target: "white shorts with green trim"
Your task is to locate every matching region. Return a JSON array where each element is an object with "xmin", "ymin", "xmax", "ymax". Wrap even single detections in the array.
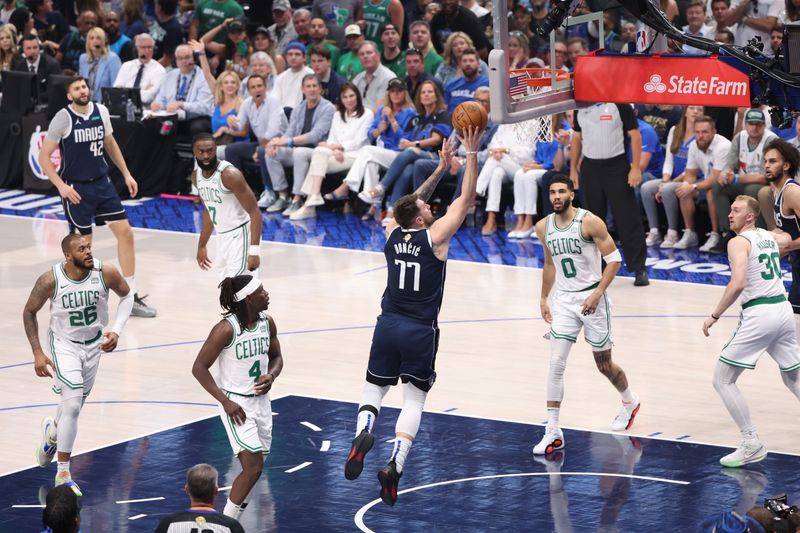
[
  {"xmin": 720, "ymin": 299, "xmax": 800, "ymax": 372},
  {"xmin": 49, "ymin": 330, "xmax": 102, "ymax": 397},
  {"xmin": 549, "ymin": 289, "xmax": 612, "ymax": 351},
  {"xmin": 219, "ymin": 391, "xmax": 273, "ymax": 456},
  {"xmin": 216, "ymin": 221, "xmax": 258, "ymax": 280}
]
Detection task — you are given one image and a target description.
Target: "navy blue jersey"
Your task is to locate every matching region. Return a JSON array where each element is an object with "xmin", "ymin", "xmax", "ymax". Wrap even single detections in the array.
[
  {"xmin": 774, "ymin": 179, "xmax": 800, "ymax": 312},
  {"xmin": 59, "ymin": 103, "xmax": 109, "ymax": 182},
  {"xmin": 381, "ymin": 227, "xmax": 446, "ymax": 323}
]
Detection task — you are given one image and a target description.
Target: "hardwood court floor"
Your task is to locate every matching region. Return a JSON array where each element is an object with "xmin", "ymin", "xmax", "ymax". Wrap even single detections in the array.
[{"xmin": 1, "ymin": 215, "xmax": 798, "ymax": 475}]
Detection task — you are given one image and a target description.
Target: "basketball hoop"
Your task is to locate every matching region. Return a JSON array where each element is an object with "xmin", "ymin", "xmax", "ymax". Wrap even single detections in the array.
[{"xmin": 508, "ymin": 68, "xmax": 572, "ymax": 145}]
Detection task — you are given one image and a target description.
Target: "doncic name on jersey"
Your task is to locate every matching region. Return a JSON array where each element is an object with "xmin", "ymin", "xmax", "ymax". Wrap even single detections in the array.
[{"xmin": 394, "ymin": 233, "xmax": 421, "ymax": 256}]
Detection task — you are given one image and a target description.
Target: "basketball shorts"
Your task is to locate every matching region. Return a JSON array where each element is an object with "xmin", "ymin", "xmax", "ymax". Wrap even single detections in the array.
[
  {"xmin": 63, "ymin": 176, "xmax": 127, "ymax": 235},
  {"xmin": 48, "ymin": 330, "xmax": 103, "ymax": 397},
  {"xmin": 219, "ymin": 391, "xmax": 273, "ymax": 456},
  {"xmin": 549, "ymin": 289, "xmax": 612, "ymax": 351},
  {"xmin": 720, "ymin": 298, "xmax": 800, "ymax": 372},
  {"xmin": 217, "ymin": 221, "xmax": 257, "ymax": 280},
  {"xmin": 366, "ymin": 313, "xmax": 439, "ymax": 392}
]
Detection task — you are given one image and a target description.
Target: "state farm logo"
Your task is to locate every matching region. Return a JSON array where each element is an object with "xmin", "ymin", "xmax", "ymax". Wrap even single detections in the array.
[{"xmin": 643, "ymin": 73, "xmax": 748, "ymax": 96}]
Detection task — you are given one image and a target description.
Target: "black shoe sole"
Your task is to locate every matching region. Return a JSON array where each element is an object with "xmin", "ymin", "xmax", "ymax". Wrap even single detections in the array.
[
  {"xmin": 378, "ymin": 467, "xmax": 399, "ymax": 506},
  {"xmin": 344, "ymin": 431, "xmax": 374, "ymax": 480}
]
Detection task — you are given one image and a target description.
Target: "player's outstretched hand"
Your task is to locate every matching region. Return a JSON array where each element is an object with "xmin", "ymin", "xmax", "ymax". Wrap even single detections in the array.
[
  {"xmin": 254, "ymin": 373, "xmax": 274, "ymax": 395},
  {"xmin": 100, "ymin": 331, "xmax": 119, "ymax": 352},
  {"xmin": 702, "ymin": 316, "xmax": 717, "ymax": 337},
  {"xmin": 224, "ymin": 399, "xmax": 246, "ymax": 425},
  {"xmin": 58, "ymin": 183, "xmax": 81, "ymax": 204},
  {"xmin": 457, "ymin": 126, "xmax": 484, "ymax": 153},
  {"xmin": 197, "ymin": 246, "xmax": 212, "ymax": 270},
  {"xmin": 124, "ymin": 174, "xmax": 138, "ymax": 198},
  {"xmin": 437, "ymin": 137, "xmax": 455, "ymax": 167},
  {"xmin": 33, "ymin": 351, "xmax": 54, "ymax": 378}
]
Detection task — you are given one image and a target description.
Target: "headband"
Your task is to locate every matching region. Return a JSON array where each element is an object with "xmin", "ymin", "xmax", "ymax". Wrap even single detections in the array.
[{"xmin": 233, "ymin": 277, "xmax": 262, "ymax": 302}]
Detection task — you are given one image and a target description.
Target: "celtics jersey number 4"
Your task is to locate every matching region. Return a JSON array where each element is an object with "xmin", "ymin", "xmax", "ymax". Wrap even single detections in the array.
[
  {"xmin": 545, "ymin": 209, "xmax": 602, "ymax": 292},
  {"xmin": 218, "ymin": 312, "xmax": 271, "ymax": 396},
  {"xmin": 49, "ymin": 259, "xmax": 109, "ymax": 342}
]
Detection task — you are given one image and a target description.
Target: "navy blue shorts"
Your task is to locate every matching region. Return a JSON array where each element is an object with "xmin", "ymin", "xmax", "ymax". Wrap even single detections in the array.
[
  {"xmin": 63, "ymin": 176, "xmax": 127, "ymax": 235},
  {"xmin": 366, "ymin": 313, "xmax": 439, "ymax": 392}
]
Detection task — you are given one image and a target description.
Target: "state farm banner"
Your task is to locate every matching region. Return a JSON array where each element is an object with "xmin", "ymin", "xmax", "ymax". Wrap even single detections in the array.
[{"xmin": 574, "ymin": 52, "xmax": 751, "ymax": 107}]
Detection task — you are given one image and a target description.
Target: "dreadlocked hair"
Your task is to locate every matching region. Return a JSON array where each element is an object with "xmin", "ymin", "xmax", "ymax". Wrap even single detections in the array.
[{"xmin": 218, "ymin": 275, "xmax": 254, "ymax": 329}]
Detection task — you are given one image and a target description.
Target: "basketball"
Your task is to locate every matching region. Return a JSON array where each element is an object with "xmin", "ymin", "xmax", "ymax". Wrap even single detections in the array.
[{"xmin": 452, "ymin": 101, "xmax": 488, "ymax": 134}]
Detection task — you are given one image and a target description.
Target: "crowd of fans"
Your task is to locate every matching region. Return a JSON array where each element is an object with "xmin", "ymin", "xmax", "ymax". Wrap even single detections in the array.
[{"xmin": 1, "ymin": 0, "xmax": 799, "ymax": 237}]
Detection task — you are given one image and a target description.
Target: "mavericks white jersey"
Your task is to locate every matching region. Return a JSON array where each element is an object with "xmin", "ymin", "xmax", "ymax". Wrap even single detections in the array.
[
  {"xmin": 545, "ymin": 209, "xmax": 602, "ymax": 292},
  {"xmin": 738, "ymin": 228, "xmax": 786, "ymax": 305},
  {"xmin": 218, "ymin": 312, "xmax": 270, "ymax": 396},
  {"xmin": 196, "ymin": 160, "xmax": 250, "ymax": 233},
  {"xmin": 49, "ymin": 259, "xmax": 109, "ymax": 342}
]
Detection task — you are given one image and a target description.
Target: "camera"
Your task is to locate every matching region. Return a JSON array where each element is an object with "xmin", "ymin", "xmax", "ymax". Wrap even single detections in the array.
[{"xmin": 764, "ymin": 495, "xmax": 800, "ymax": 533}]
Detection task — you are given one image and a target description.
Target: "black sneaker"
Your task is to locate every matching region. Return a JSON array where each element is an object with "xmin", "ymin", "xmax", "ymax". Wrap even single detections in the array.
[
  {"xmin": 344, "ymin": 430, "xmax": 374, "ymax": 480},
  {"xmin": 633, "ymin": 270, "xmax": 649, "ymax": 287},
  {"xmin": 378, "ymin": 460, "xmax": 402, "ymax": 506}
]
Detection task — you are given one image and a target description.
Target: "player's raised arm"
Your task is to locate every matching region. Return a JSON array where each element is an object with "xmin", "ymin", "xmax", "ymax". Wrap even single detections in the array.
[
  {"xmin": 99, "ymin": 263, "xmax": 133, "ymax": 352},
  {"xmin": 23, "ymin": 271, "xmax": 56, "ymax": 377},
  {"xmin": 254, "ymin": 315, "xmax": 284, "ymax": 396},
  {"xmin": 222, "ymin": 166, "xmax": 263, "ymax": 272},
  {"xmin": 192, "ymin": 320, "xmax": 246, "ymax": 424}
]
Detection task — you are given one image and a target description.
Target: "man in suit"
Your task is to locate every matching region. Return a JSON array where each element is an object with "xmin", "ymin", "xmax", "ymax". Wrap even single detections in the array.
[
  {"xmin": 13, "ymin": 33, "xmax": 62, "ymax": 103},
  {"xmin": 151, "ymin": 44, "xmax": 213, "ymax": 139}
]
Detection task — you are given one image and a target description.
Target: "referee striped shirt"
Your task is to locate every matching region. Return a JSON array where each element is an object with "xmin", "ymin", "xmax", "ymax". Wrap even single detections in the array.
[
  {"xmin": 155, "ymin": 509, "xmax": 244, "ymax": 533},
  {"xmin": 574, "ymin": 103, "xmax": 638, "ymax": 159}
]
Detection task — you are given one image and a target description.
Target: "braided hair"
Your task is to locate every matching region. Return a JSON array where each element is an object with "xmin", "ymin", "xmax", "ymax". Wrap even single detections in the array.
[{"xmin": 218, "ymin": 275, "xmax": 255, "ymax": 329}]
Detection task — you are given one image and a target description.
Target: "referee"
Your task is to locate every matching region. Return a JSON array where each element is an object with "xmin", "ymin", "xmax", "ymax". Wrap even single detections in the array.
[{"xmin": 570, "ymin": 102, "xmax": 649, "ymax": 286}]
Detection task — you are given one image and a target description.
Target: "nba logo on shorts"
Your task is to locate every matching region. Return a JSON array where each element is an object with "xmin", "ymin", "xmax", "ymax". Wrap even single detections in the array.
[
  {"xmin": 28, "ymin": 126, "xmax": 61, "ymax": 180},
  {"xmin": 635, "ymin": 31, "xmax": 648, "ymax": 52}
]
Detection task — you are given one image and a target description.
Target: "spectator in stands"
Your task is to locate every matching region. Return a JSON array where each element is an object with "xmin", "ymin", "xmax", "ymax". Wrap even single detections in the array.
[
  {"xmin": 444, "ymin": 48, "xmax": 488, "ymax": 113},
  {"xmin": 642, "ymin": 105, "xmax": 703, "ymax": 248},
  {"xmin": 79, "ymin": 27, "xmax": 121, "ymax": 101},
  {"xmin": 9, "ymin": 7, "xmax": 33, "ymax": 41},
  {"xmin": 710, "ymin": 108, "xmax": 776, "ymax": 245},
  {"xmin": 189, "ymin": 0, "xmax": 243, "ymax": 45},
  {"xmin": 682, "ymin": 0, "xmax": 713, "ymax": 54},
  {"xmin": 240, "ymin": 50, "xmax": 276, "ymax": 94},
  {"xmin": 435, "ymin": 31, "xmax": 488, "ymax": 86},
  {"xmin": 307, "ymin": 16, "xmax": 339, "ymax": 70},
  {"xmin": 716, "ymin": 28, "xmax": 736, "ymax": 43},
  {"xmin": 770, "ymin": 26, "xmax": 783, "ymax": 51},
  {"xmin": 252, "ymin": 25, "xmax": 285, "ymax": 74},
  {"xmin": 362, "ymin": 0, "xmax": 404, "ymax": 45},
  {"xmin": 477, "ymin": 119, "xmax": 535, "ymax": 235},
  {"xmin": 267, "ymin": 0, "xmax": 297, "ymax": 54},
  {"xmin": 566, "ymin": 36, "xmax": 587, "ymax": 69},
  {"xmin": 121, "ymin": 0, "xmax": 146, "ymax": 39},
  {"xmin": 405, "ymin": 0, "xmax": 430, "ymax": 34},
  {"xmin": 57, "ymin": 10, "xmax": 96, "ymax": 71},
  {"xmin": 352, "ymin": 40, "xmax": 394, "ymax": 111},
  {"xmin": 380, "ymin": 23, "xmax": 405, "ymax": 77},
  {"xmin": 311, "ymin": 0, "xmax": 362, "ymax": 47},
  {"xmin": 113, "ymin": 33, "xmax": 165, "ymax": 105},
  {"xmin": 359, "ymin": 79, "xmax": 452, "ymax": 225},
  {"xmin": 152, "ymin": 0, "xmax": 183, "ymax": 67},
  {"xmin": 290, "ymin": 82, "xmax": 374, "ymax": 219},
  {"xmin": 330, "ymin": 77, "xmax": 416, "ymax": 215},
  {"xmin": 264, "ymin": 74, "xmax": 335, "ymax": 216},
  {"xmin": 404, "ymin": 47, "xmax": 442, "ymax": 100},
  {"xmin": 155, "ymin": 464, "xmax": 244, "ymax": 533},
  {"xmin": 225, "ymin": 73, "xmax": 287, "ymax": 208},
  {"xmin": 310, "ymin": 44, "xmax": 345, "ymax": 103},
  {"xmin": 104, "ymin": 10, "xmax": 134, "ymax": 62},
  {"xmin": 0, "ymin": 24, "xmax": 17, "ymax": 72},
  {"xmin": 201, "ymin": 17, "xmax": 250, "ymax": 79},
  {"xmin": 0, "ymin": 0, "xmax": 15, "ymax": 25},
  {"xmin": 28, "ymin": 0, "xmax": 67, "ymax": 53},
  {"xmin": 178, "ymin": 0, "xmax": 195, "ymax": 34},
  {"xmin": 13, "ymin": 32, "xmax": 60, "ymax": 99},
  {"xmin": 292, "ymin": 8, "xmax": 312, "ymax": 47},
  {"xmin": 721, "ymin": 0, "xmax": 781, "ymax": 55},
  {"xmin": 272, "ymin": 40, "xmax": 313, "ymax": 109},
  {"xmin": 425, "ymin": 2, "xmax": 441, "ymax": 22},
  {"xmin": 429, "ymin": 0, "xmax": 490, "ymax": 59},
  {"xmin": 508, "ymin": 31, "xmax": 531, "ymax": 69},
  {"xmin": 662, "ymin": 0, "xmax": 679, "ymax": 22},
  {"xmin": 707, "ymin": 0, "xmax": 736, "ymax": 36},
  {"xmin": 152, "ymin": 43, "xmax": 214, "ymax": 138},
  {"xmin": 635, "ymin": 115, "xmax": 665, "ymax": 183},
  {"xmin": 337, "ymin": 24, "xmax": 365, "ymax": 81},
  {"xmin": 672, "ymin": 115, "xmax": 729, "ymax": 249},
  {"xmin": 409, "ymin": 20, "xmax": 443, "ymax": 75},
  {"xmin": 41, "ymin": 485, "xmax": 82, "ymax": 533},
  {"xmin": 461, "ymin": 0, "xmax": 489, "ymax": 24},
  {"xmin": 787, "ymin": 0, "xmax": 800, "ymax": 22},
  {"xmin": 549, "ymin": 39, "xmax": 569, "ymax": 71},
  {"xmin": 635, "ymin": 104, "xmax": 683, "ymax": 146}
]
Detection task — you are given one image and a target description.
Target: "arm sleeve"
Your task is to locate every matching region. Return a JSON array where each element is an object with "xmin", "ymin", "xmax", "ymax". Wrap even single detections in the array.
[
  {"xmin": 725, "ymin": 134, "xmax": 741, "ymax": 172},
  {"xmin": 45, "ymin": 109, "xmax": 71, "ymax": 141},
  {"xmin": 617, "ymin": 104, "xmax": 638, "ymax": 130},
  {"xmin": 98, "ymin": 103, "xmax": 114, "ymax": 134},
  {"xmin": 110, "ymin": 290, "xmax": 134, "ymax": 336},
  {"xmin": 662, "ymin": 126, "xmax": 675, "ymax": 177}
]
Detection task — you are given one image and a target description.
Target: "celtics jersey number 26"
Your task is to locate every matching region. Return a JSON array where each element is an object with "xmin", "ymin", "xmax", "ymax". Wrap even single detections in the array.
[
  {"xmin": 49, "ymin": 259, "xmax": 109, "ymax": 343},
  {"xmin": 545, "ymin": 209, "xmax": 602, "ymax": 292}
]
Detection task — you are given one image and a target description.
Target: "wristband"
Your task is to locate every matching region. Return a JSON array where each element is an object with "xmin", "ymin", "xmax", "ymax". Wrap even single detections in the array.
[
  {"xmin": 287, "ymin": 138, "xmax": 294, "ymax": 147},
  {"xmin": 248, "ymin": 244, "xmax": 261, "ymax": 256},
  {"xmin": 711, "ymin": 313, "xmax": 720, "ymax": 320},
  {"xmin": 466, "ymin": 150, "xmax": 478, "ymax": 154}
]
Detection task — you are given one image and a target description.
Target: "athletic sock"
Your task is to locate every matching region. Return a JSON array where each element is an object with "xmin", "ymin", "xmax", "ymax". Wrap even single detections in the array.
[
  {"xmin": 389, "ymin": 437, "xmax": 413, "ymax": 473},
  {"xmin": 620, "ymin": 388, "xmax": 635, "ymax": 404},
  {"xmin": 547, "ymin": 408, "xmax": 560, "ymax": 430},
  {"xmin": 223, "ymin": 498, "xmax": 244, "ymax": 520},
  {"xmin": 356, "ymin": 405, "xmax": 379, "ymax": 436},
  {"xmin": 57, "ymin": 461, "xmax": 70, "ymax": 475},
  {"xmin": 741, "ymin": 428, "xmax": 758, "ymax": 443}
]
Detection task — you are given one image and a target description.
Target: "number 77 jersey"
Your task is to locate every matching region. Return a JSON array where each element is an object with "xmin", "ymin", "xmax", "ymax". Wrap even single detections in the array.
[{"xmin": 381, "ymin": 227, "xmax": 447, "ymax": 324}]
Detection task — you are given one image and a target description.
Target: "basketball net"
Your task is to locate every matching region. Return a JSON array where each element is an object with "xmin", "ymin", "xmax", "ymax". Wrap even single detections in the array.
[{"xmin": 509, "ymin": 68, "xmax": 557, "ymax": 145}]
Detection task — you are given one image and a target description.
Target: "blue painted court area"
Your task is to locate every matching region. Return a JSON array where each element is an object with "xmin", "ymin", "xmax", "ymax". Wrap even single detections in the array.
[{"xmin": 2, "ymin": 396, "xmax": 798, "ymax": 532}]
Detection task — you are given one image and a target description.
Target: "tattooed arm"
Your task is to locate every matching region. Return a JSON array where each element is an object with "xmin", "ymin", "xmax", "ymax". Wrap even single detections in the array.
[{"xmin": 23, "ymin": 271, "xmax": 56, "ymax": 378}]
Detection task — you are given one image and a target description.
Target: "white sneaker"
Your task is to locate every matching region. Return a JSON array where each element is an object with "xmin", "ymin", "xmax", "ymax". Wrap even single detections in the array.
[
  {"xmin": 660, "ymin": 229, "xmax": 680, "ymax": 249},
  {"xmin": 532, "ymin": 427, "xmax": 565, "ymax": 455},
  {"xmin": 508, "ymin": 230, "xmax": 521, "ymax": 239},
  {"xmin": 611, "ymin": 393, "xmax": 641, "ymax": 431},
  {"xmin": 699, "ymin": 232, "xmax": 721, "ymax": 253},
  {"xmin": 35, "ymin": 417, "xmax": 57, "ymax": 468},
  {"xmin": 719, "ymin": 440, "xmax": 767, "ymax": 468},
  {"xmin": 290, "ymin": 205, "xmax": 317, "ymax": 220},
  {"xmin": 672, "ymin": 229, "xmax": 699, "ymax": 249},
  {"xmin": 645, "ymin": 228, "xmax": 662, "ymax": 246},
  {"xmin": 305, "ymin": 194, "xmax": 324, "ymax": 207},
  {"xmin": 55, "ymin": 470, "xmax": 82, "ymax": 497},
  {"xmin": 257, "ymin": 190, "xmax": 276, "ymax": 209}
]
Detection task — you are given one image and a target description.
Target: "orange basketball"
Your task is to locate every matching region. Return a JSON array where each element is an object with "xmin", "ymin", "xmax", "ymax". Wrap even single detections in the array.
[{"xmin": 452, "ymin": 101, "xmax": 488, "ymax": 134}]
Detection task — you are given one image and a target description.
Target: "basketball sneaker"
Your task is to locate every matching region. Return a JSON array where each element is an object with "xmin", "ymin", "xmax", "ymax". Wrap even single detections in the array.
[
  {"xmin": 719, "ymin": 440, "xmax": 767, "ymax": 468},
  {"xmin": 35, "ymin": 417, "xmax": 57, "ymax": 468},
  {"xmin": 132, "ymin": 294, "xmax": 157, "ymax": 318},
  {"xmin": 344, "ymin": 430, "xmax": 374, "ymax": 480},
  {"xmin": 532, "ymin": 427, "xmax": 565, "ymax": 455},
  {"xmin": 611, "ymin": 393, "xmax": 641, "ymax": 431},
  {"xmin": 55, "ymin": 470, "xmax": 82, "ymax": 497},
  {"xmin": 377, "ymin": 460, "xmax": 402, "ymax": 506}
]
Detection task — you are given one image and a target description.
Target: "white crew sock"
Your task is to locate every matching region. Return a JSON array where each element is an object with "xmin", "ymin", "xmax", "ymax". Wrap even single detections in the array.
[
  {"xmin": 620, "ymin": 388, "xmax": 635, "ymax": 404},
  {"xmin": 547, "ymin": 407, "xmax": 560, "ymax": 430},
  {"xmin": 389, "ymin": 437, "xmax": 413, "ymax": 473},
  {"xmin": 57, "ymin": 461, "xmax": 70, "ymax": 474}
]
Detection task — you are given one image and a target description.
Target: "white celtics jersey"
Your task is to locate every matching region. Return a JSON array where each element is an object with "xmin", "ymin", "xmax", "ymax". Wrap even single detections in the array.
[
  {"xmin": 735, "ymin": 130, "xmax": 776, "ymax": 175},
  {"xmin": 218, "ymin": 312, "xmax": 270, "ymax": 396},
  {"xmin": 196, "ymin": 160, "xmax": 249, "ymax": 233},
  {"xmin": 739, "ymin": 228, "xmax": 786, "ymax": 305},
  {"xmin": 49, "ymin": 259, "xmax": 109, "ymax": 342},
  {"xmin": 545, "ymin": 209, "xmax": 602, "ymax": 292}
]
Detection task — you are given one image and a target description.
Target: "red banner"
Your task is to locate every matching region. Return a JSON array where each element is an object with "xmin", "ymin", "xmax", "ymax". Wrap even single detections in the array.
[{"xmin": 574, "ymin": 53, "xmax": 751, "ymax": 107}]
